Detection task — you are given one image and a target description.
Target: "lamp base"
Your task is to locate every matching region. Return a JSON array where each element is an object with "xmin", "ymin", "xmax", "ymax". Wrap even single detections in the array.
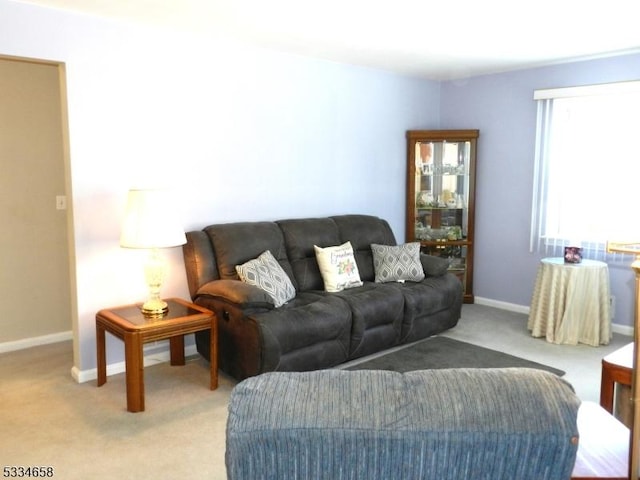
[{"xmin": 141, "ymin": 299, "xmax": 169, "ymax": 318}]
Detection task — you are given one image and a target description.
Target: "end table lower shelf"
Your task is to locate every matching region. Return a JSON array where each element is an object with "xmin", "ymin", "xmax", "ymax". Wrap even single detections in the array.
[{"xmin": 96, "ymin": 297, "xmax": 217, "ymax": 412}]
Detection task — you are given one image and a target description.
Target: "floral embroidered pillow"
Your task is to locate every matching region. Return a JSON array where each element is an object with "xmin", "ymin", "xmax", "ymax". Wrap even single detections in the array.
[{"xmin": 314, "ymin": 241, "xmax": 363, "ymax": 292}]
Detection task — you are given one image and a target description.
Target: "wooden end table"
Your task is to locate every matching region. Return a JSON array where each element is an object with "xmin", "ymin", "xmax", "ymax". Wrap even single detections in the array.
[
  {"xmin": 600, "ymin": 342, "xmax": 633, "ymax": 414},
  {"xmin": 96, "ymin": 297, "xmax": 217, "ymax": 412}
]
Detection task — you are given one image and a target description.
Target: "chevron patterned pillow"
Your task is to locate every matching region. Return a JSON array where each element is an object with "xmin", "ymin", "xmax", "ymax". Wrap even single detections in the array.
[
  {"xmin": 236, "ymin": 250, "xmax": 296, "ymax": 308},
  {"xmin": 371, "ymin": 243, "xmax": 425, "ymax": 283}
]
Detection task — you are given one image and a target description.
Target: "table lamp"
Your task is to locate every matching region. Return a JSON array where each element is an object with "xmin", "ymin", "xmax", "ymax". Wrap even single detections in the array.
[
  {"xmin": 606, "ymin": 241, "xmax": 640, "ymax": 479},
  {"xmin": 120, "ymin": 188, "xmax": 186, "ymax": 317}
]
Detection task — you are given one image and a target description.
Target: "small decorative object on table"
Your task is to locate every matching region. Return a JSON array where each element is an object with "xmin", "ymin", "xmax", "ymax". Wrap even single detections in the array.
[{"xmin": 564, "ymin": 246, "xmax": 583, "ymax": 264}]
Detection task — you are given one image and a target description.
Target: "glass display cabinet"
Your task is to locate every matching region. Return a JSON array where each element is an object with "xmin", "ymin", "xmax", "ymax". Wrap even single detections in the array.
[{"xmin": 406, "ymin": 130, "xmax": 478, "ymax": 303}]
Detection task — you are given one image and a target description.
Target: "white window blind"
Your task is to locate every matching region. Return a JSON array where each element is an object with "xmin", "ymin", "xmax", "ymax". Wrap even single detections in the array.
[{"xmin": 530, "ymin": 80, "xmax": 640, "ymax": 260}]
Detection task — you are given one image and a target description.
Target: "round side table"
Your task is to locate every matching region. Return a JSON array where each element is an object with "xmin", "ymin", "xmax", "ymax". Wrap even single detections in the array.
[{"xmin": 528, "ymin": 257, "xmax": 611, "ymax": 346}]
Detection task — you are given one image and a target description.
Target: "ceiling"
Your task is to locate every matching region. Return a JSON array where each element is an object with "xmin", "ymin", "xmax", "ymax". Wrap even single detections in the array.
[{"xmin": 15, "ymin": 0, "xmax": 640, "ymax": 79}]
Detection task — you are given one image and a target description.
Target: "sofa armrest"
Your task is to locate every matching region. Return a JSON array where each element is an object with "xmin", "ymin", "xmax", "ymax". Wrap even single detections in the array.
[
  {"xmin": 196, "ymin": 279, "xmax": 275, "ymax": 309},
  {"xmin": 420, "ymin": 253, "xmax": 450, "ymax": 277}
]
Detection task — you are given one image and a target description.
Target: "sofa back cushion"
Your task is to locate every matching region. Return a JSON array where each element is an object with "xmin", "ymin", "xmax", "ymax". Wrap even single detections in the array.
[
  {"xmin": 277, "ymin": 218, "xmax": 341, "ymax": 291},
  {"xmin": 204, "ymin": 222, "xmax": 297, "ymax": 289},
  {"xmin": 188, "ymin": 215, "xmax": 398, "ymax": 296},
  {"xmin": 331, "ymin": 215, "xmax": 397, "ymax": 282}
]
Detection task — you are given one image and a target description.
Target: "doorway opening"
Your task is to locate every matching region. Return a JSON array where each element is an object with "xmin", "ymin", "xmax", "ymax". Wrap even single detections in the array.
[{"xmin": 0, "ymin": 55, "xmax": 78, "ymax": 367}]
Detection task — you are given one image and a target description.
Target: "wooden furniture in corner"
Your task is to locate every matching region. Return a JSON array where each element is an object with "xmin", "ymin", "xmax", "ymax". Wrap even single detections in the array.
[{"xmin": 406, "ymin": 129, "xmax": 478, "ymax": 303}]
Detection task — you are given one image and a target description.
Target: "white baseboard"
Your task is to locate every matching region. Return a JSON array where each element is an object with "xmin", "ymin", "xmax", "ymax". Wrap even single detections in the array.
[
  {"xmin": 474, "ymin": 296, "xmax": 531, "ymax": 315},
  {"xmin": 611, "ymin": 324, "xmax": 634, "ymax": 336},
  {"xmin": 72, "ymin": 344, "xmax": 199, "ymax": 384},
  {"xmin": 0, "ymin": 330, "xmax": 72, "ymax": 354},
  {"xmin": 474, "ymin": 296, "xmax": 633, "ymax": 337}
]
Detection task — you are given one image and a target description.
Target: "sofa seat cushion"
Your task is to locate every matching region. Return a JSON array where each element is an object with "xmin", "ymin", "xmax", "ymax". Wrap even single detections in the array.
[
  {"xmin": 226, "ymin": 369, "xmax": 580, "ymax": 480},
  {"xmin": 252, "ymin": 292, "xmax": 352, "ymax": 372},
  {"xmin": 334, "ymin": 283, "xmax": 404, "ymax": 358},
  {"xmin": 388, "ymin": 273, "xmax": 463, "ymax": 342}
]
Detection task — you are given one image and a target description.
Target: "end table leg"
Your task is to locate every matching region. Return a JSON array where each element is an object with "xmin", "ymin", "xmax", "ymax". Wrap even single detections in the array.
[
  {"xmin": 169, "ymin": 335, "xmax": 185, "ymax": 366},
  {"xmin": 600, "ymin": 362, "xmax": 615, "ymax": 414},
  {"xmin": 96, "ymin": 321, "xmax": 107, "ymax": 387},
  {"xmin": 124, "ymin": 332, "xmax": 144, "ymax": 412},
  {"xmin": 210, "ymin": 315, "xmax": 218, "ymax": 390}
]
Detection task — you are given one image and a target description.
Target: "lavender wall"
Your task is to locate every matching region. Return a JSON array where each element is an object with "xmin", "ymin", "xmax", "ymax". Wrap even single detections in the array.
[
  {"xmin": 3, "ymin": 0, "xmax": 637, "ymax": 376},
  {"xmin": 440, "ymin": 52, "xmax": 640, "ymax": 328},
  {"xmin": 0, "ymin": 1, "xmax": 442, "ymax": 376}
]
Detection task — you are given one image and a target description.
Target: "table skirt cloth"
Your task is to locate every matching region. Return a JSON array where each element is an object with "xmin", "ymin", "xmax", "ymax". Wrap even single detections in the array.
[{"xmin": 529, "ymin": 258, "xmax": 611, "ymax": 346}]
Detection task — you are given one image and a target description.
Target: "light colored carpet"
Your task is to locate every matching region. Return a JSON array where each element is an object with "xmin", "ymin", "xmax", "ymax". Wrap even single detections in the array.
[
  {"xmin": 440, "ymin": 304, "xmax": 630, "ymax": 402},
  {"xmin": 0, "ymin": 304, "xmax": 631, "ymax": 479}
]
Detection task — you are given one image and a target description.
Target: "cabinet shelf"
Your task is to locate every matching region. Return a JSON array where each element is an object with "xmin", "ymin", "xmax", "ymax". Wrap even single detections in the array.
[
  {"xmin": 420, "ymin": 240, "xmax": 472, "ymax": 247},
  {"xmin": 421, "ymin": 173, "xmax": 468, "ymax": 177},
  {"xmin": 416, "ymin": 207, "xmax": 467, "ymax": 210},
  {"xmin": 406, "ymin": 129, "xmax": 478, "ymax": 304}
]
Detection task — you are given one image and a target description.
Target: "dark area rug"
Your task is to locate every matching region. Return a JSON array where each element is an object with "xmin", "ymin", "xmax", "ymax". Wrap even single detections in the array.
[{"xmin": 346, "ymin": 336, "xmax": 565, "ymax": 376}]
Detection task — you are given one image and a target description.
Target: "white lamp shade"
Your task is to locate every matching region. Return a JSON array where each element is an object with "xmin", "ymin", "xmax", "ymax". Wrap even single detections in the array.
[{"xmin": 120, "ymin": 188, "xmax": 186, "ymax": 249}]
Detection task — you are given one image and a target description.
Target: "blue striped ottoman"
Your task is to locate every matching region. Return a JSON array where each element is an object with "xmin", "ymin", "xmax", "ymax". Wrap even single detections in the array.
[{"xmin": 226, "ymin": 368, "xmax": 580, "ymax": 480}]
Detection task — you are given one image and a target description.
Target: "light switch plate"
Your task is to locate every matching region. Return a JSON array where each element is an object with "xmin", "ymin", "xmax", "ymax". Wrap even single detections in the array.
[{"xmin": 56, "ymin": 195, "xmax": 67, "ymax": 210}]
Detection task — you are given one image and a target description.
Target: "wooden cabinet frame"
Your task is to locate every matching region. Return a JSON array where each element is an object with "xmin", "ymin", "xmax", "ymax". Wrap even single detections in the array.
[{"xmin": 406, "ymin": 129, "xmax": 478, "ymax": 303}]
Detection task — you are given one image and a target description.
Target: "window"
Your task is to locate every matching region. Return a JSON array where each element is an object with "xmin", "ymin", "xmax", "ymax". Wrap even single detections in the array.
[{"xmin": 530, "ymin": 81, "xmax": 640, "ymax": 258}]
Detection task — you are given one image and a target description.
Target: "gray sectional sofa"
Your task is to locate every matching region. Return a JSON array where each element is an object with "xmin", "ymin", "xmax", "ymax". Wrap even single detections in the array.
[{"xmin": 183, "ymin": 214, "xmax": 463, "ymax": 381}]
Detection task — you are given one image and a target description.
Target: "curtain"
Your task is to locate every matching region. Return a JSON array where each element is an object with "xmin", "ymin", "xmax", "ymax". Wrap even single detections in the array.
[{"xmin": 530, "ymin": 81, "xmax": 640, "ymax": 261}]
